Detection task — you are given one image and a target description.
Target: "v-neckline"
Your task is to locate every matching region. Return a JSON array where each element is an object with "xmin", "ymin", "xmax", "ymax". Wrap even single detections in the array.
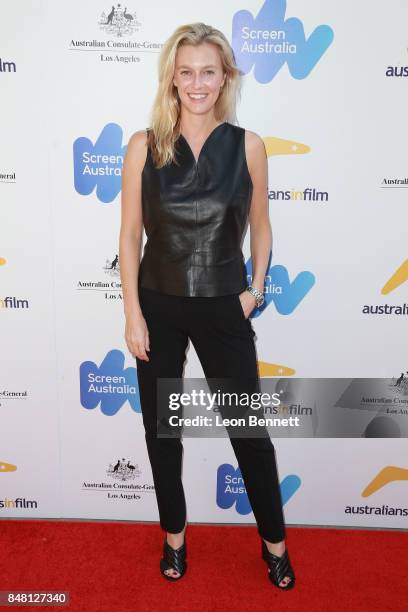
[{"xmin": 178, "ymin": 121, "xmax": 227, "ymax": 165}]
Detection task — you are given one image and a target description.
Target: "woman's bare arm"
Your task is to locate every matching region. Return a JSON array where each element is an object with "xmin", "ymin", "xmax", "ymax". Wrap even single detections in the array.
[
  {"xmin": 245, "ymin": 129, "xmax": 272, "ymax": 294},
  {"xmin": 237, "ymin": 129, "xmax": 271, "ymax": 318},
  {"xmin": 119, "ymin": 129, "xmax": 150, "ymax": 359}
]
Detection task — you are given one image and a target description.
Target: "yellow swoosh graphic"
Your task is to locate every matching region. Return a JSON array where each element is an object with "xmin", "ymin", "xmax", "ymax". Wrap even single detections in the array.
[
  {"xmin": 381, "ymin": 259, "xmax": 408, "ymax": 294},
  {"xmin": 0, "ymin": 461, "xmax": 17, "ymax": 473},
  {"xmin": 263, "ymin": 137, "xmax": 310, "ymax": 157},
  {"xmin": 362, "ymin": 466, "xmax": 408, "ymax": 497},
  {"xmin": 0, "ymin": 257, "xmax": 6, "ymax": 266},
  {"xmin": 258, "ymin": 361, "xmax": 295, "ymax": 376}
]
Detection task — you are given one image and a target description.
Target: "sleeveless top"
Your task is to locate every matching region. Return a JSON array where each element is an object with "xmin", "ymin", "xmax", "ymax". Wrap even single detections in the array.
[{"xmin": 138, "ymin": 121, "xmax": 253, "ymax": 297}]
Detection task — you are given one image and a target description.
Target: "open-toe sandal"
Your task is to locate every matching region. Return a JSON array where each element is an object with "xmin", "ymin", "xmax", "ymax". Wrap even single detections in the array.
[
  {"xmin": 261, "ymin": 539, "xmax": 295, "ymax": 590},
  {"xmin": 160, "ymin": 536, "xmax": 187, "ymax": 581}
]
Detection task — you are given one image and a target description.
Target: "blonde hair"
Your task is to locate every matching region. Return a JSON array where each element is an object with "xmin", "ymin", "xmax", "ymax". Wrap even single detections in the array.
[{"xmin": 146, "ymin": 22, "xmax": 242, "ymax": 168}]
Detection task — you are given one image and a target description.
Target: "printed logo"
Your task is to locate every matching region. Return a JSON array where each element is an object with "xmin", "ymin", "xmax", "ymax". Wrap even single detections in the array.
[
  {"xmin": 69, "ymin": 4, "xmax": 161, "ymax": 64},
  {"xmin": 264, "ymin": 135, "xmax": 310, "ymax": 157},
  {"xmin": 107, "ymin": 457, "xmax": 142, "ymax": 481},
  {"xmin": 73, "ymin": 123, "xmax": 126, "ymax": 204},
  {"xmin": 80, "ymin": 349, "xmax": 140, "ymax": 415},
  {"xmin": 76, "ymin": 254, "xmax": 122, "ymax": 301},
  {"xmin": 263, "ymin": 136, "xmax": 330, "ymax": 204},
  {"xmin": 217, "ymin": 463, "xmax": 300, "ymax": 514},
  {"xmin": 245, "ymin": 256, "xmax": 316, "ymax": 317},
  {"xmin": 393, "ymin": 371, "xmax": 408, "ymax": 393},
  {"xmin": 0, "ymin": 461, "xmax": 17, "ymax": 473},
  {"xmin": 257, "ymin": 362, "xmax": 295, "ymax": 377},
  {"xmin": 360, "ymin": 259, "xmax": 408, "ymax": 318},
  {"xmin": 232, "ymin": 0, "xmax": 334, "ymax": 82},
  {"xmin": 344, "ymin": 466, "xmax": 408, "ymax": 517},
  {"xmin": 104, "ymin": 254, "xmax": 120, "ymax": 275},
  {"xmin": 362, "ymin": 466, "xmax": 408, "ymax": 497},
  {"xmin": 381, "ymin": 259, "xmax": 408, "ymax": 295},
  {"xmin": 335, "ymin": 376, "xmax": 408, "ymax": 432},
  {"xmin": 98, "ymin": 4, "xmax": 141, "ymax": 36},
  {"xmin": 82, "ymin": 458, "xmax": 155, "ymax": 500}
]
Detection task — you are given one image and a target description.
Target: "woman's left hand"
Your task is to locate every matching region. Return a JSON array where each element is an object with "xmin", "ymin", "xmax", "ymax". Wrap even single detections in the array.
[{"xmin": 238, "ymin": 291, "xmax": 257, "ymax": 319}]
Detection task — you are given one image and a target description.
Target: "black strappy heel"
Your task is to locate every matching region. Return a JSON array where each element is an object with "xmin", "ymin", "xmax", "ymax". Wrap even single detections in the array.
[
  {"xmin": 160, "ymin": 536, "xmax": 187, "ymax": 581},
  {"xmin": 261, "ymin": 539, "xmax": 296, "ymax": 590}
]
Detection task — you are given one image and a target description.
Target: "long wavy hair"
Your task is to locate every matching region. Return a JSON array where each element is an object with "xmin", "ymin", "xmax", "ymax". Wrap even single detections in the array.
[{"xmin": 146, "ymin": 22, "xmax": 242, "ymax": 168}]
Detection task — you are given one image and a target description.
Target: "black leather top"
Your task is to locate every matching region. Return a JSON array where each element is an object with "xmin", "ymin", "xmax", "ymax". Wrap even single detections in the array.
[{"xmin": 138, "ymin": 121, "xmax": 253, "ymax": 297}]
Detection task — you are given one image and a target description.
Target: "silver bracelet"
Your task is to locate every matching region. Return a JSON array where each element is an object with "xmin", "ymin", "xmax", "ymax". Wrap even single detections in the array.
[{"xmin": 246, "ymin": 285, "xmax": 265, "ymax": 307}]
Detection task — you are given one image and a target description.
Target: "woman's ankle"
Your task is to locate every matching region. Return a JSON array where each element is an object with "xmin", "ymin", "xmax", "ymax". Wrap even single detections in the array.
[
  {"xmin": 263, "ymin": 538, "xmax": 285, "ymax": 555},
  {"xmin": 166, "ymin": 522, "xmax": 187, "ymax": 547}
]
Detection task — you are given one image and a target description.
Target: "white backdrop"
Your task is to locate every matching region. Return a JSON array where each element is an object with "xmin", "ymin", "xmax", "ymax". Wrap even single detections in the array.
[{"xmin": 1, "ymin": 0, "xmax": 407, "ymax": 530}]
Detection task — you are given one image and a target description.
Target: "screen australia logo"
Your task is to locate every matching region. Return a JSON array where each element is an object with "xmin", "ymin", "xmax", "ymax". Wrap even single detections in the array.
[
  {"xmin": 232, "ymin": 0, "xmax": 334, "ymax": 82},
  {"xmin": 245, "ymin": 256, "xmax": 315, "ymax": 317},
  {"xmin": 217, "ymin": 463, "xmax": 300, "ymax": 514},
  {"xmin": 73, "ymin": 123, "xmax": 126, "ymax": 204},
  {"xmin": 80, "ymin": 349, "xmax": 140, "ymax": 415}
]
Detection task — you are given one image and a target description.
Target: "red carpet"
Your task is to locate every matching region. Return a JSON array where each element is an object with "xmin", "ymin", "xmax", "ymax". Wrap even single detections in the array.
[{"xmin": 0, "ymin": 520, "xmax": 407, "ymax": 611}]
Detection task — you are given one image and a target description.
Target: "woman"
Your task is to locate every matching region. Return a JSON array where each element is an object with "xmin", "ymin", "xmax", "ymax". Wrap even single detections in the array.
[{"xmin": 119, "ymin": 22, "xmax": 296, "ymax": 590}]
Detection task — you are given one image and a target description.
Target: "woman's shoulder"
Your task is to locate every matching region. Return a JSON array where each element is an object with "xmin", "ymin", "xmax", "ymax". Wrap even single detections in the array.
[
  {"xmin": 242, "ymin": 126, "xmax": 265, "ymax": 155},
  {"xmin": 240, "ymin": 127, "xmax": 266, "ymax": 174},
  {"xmin": 125, "ymin": 129, "xmax": 149, "ymax": 170},
  {"xmin": 127, "ymin": 128, "xmax": 149, "ymax": 150},
  {"xmin": 230, "ymin": 123, "xmax": 264, "ymax": 147},
  {"xmin": 240, "ymin": 125, "xmax": 263, "ymax": 144}
]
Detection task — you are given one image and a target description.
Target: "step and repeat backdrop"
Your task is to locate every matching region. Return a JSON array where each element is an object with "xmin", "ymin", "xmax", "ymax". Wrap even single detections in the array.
[{"xmin": 1, "ymin": 1, "xmax": 407, "ymax": 530}]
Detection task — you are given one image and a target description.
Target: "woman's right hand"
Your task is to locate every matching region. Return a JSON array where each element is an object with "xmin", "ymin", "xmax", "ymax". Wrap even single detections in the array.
[{"xmin": 125, "ymin": 313, "xmax": 150, "ymax": 361}]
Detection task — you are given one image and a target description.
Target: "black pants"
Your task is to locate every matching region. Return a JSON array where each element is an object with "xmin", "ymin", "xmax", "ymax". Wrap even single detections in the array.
[{"xmin": 135, "ymin": 285, "xmax": 286, "ymax": 543}]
